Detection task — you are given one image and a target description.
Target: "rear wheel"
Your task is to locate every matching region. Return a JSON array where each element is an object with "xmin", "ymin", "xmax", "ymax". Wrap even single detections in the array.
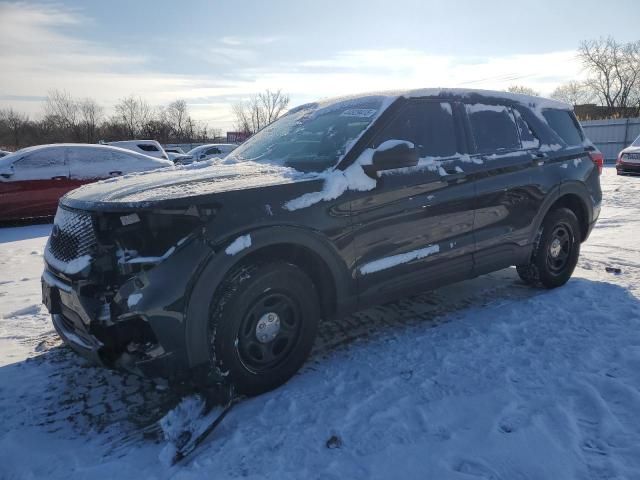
[
  {"xmin": 517, "ymin": 207, "xmax": 581, "ymax": 289},
  {"xmin": 208, "ymin": 261, "xmax": 320, "ymax": 395}
]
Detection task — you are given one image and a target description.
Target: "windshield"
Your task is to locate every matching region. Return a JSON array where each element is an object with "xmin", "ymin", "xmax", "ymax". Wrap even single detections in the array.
[
  {"xmin": 226, "ymin": 96, "xmax": 389, "ymax": 172},
  {"xmin": 633, "ymin": 134, "xmax": 640, "ymax": 147}
]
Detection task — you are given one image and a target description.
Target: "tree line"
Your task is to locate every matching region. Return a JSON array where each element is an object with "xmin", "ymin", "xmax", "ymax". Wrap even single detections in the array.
[
  {"xmin": 0, "ymin": 92, "xmax": 222, "ymax": 150},
  {"xmin": 0, "ymin": 88, "xmax": 291, "ymax": 151}
]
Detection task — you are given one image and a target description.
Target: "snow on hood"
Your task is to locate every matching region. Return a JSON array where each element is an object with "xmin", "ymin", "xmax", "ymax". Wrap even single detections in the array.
[{"xmin": 62, "ymin": 159, "xmax": 307, "ymax": 205}]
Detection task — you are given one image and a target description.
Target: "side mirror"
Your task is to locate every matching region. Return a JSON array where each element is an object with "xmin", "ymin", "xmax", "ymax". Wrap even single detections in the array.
[
  {"xmin": 365, "ymin": 141, "xmax": 418, "ymax": 177},
  {"xmin": 0, "ymin": 164, "xmax": 15, "ymax": 179},
  {"xmin": 199, "ymin": 154, "xmax": 207, "ymax": 159}
]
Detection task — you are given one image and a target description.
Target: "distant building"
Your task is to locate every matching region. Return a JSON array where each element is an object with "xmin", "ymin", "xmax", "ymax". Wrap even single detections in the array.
[{"xmin": 227, "ymin": 131, "xmax": 251, "ymax": 143}]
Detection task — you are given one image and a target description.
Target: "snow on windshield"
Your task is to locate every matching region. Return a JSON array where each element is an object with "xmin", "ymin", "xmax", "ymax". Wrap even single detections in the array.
[{"xmin": 226, "ymin": 95, "xmax": 395, "ymax": 173}]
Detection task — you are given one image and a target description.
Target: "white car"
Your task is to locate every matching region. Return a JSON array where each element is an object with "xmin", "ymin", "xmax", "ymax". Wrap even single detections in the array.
[
  {"xmin": 163, "ymin": 147, "xmax": 192, "ymax": 163},
  {"xmin": 0, "ymin": 143, "xmax": 172, "ymax": 221},
  {"xmin": 186, "ymin": 143, "xmax": 237, "ymax": 162},
  {"xmin": 616, "ymin": 134, "xmax": 640, "ymax": 176},
  {"xmin": 106, "ymin": 140, "xmax": 169, "ymax": 161}
]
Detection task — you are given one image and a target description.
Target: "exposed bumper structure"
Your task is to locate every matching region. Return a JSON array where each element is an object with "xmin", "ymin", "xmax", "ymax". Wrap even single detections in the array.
[
  {"xmin": 42, "ymin": 267, "xmax": 185, "ymax": 378},
  {"xmin": 617, "ymin": 161, "xmax": 640, "ymax": 175},
  {"xmin": 41, "ymin": 208, "xmax": 215, "ymax": 380}
]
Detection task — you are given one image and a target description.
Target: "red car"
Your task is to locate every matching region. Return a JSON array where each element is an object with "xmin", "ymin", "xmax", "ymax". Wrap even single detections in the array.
[
  {"xmin": 0, "ymin": 143, "xmax": 172, "ymax": 221},
  {"xmin": 617, "ymin": 134, "xmax": 640, "ymax": 175}
]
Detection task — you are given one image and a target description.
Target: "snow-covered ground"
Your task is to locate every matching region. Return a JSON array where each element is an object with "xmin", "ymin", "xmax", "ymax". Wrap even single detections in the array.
[{"xmin": 1, "ymin": 167, "xmax": 639, "ymax": 479}]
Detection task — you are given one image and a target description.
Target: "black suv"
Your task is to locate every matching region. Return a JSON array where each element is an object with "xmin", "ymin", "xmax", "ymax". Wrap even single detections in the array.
[{"xmin": 42, "ymin": 89, "xmax": 602, "ymax": 395}]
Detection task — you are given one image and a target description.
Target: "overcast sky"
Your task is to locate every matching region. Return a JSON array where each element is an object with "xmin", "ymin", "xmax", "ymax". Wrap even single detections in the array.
[{"xmin": 1, "ymin": 0, "xmax": 638, "ymax": 131}]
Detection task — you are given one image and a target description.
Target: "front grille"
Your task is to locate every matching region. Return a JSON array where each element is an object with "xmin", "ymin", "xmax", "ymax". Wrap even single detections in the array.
[{"xmin": 48, "ymin": 207, "xmax": 97, "ymax": 263}]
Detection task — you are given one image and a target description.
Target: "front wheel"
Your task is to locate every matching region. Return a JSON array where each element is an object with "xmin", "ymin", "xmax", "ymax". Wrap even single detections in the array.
[
  {"xmin": 208, "ymin": 261, "xmax": 320, "ymax": 396},
  {"xmin": 517, "ymin": 207, "xmax": 581, "ymax": 289}
]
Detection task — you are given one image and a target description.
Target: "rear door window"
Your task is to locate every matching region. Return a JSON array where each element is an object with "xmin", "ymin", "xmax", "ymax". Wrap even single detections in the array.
[
  {"xmin": 68, "ymin": 147, "xmax": 112, "ymax": 179},
  {"xmin": 542, "ymin": 109, "xmax": 583, "ymax": 146},
  {"xmin": 205, "ymin": 147, "xmax": 222, "ymax": 155},
  {"xmin": 466, "ymin": 104, "xmax": 520, "ymax": 153},
  {"xmin": 373, "ymin": 101, "xmax": 458, "ymax": 158}
]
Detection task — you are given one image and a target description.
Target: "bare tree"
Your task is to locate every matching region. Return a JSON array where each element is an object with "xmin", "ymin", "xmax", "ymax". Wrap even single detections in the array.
[
  {"xmin": 579, "ymin": 37, "xmax": 640, "ymax": 112},
  {"xmin": 232, "ymin": 101, "xmax": 252, "ymax": 133},
  {"xmin": 507, "ymin": 85, "xmax": 540, "ymax": 96},
  {"xmin": 0, "ymin": 108, "xmax": 29, "ymax": 148},
  {"xmin": 78, "ymin": 98, "xmax": 103, "ymax": 143},
  {"xmin": 550, "ymin": 81, "xmax": 594, "ymax": 106},
  {"xmin": 114, "ymin": 96, "xmax": 151, "ymax": 139},
  {"xmin": 166, "ymin": 100, "xmax": 189, "ymax": 141},
  {"xmin": 233, "ymin": 89, "xmax": 290, "ymax": 134},
  {"xmin": 45, "ymin": 89, "xmax": 81, "ymax": 139},
  {"xmin": 258, "ymin": 89, "xmax": 290, "ymax": 125}
]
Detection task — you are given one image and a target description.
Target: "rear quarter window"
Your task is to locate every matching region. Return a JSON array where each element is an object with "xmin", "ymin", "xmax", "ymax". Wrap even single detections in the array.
[
  {"xmin": 466, "ymin": 104, "xmax": 520, "ymax": 153},
  {"xmin": 542, "ymin": 109, "xmax": 583, "ymax": 146}
]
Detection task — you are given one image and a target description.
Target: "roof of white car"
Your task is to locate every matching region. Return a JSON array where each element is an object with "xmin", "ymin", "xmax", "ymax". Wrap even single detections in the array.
[{"xmin": 0, "ymin": 143, "xmax": 170, "ymax": 168}]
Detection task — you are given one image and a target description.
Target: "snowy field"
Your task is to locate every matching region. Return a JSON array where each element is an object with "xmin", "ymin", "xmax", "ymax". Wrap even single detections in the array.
[{"xmin": 1, "ymin": 167, "xmax": 639, "ymax": 479}]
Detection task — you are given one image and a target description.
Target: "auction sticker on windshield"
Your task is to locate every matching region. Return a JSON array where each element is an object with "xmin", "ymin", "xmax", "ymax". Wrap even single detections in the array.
[{"xmin": 340, "ymin": 109, "xmax": 378, "ymax": 118}]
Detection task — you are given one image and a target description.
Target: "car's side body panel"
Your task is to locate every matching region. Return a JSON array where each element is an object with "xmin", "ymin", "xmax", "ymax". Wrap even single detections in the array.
[{"xmin": 349, "ymin": 99, "xmax": 476, "ymax": 306}]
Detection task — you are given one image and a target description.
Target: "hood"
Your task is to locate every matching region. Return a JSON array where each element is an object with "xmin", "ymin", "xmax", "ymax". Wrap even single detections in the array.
[
  {"xmin": 622, "ymin": 146, "xmax": 640, "ymax": 155},
  {"xmin": 62, "ymin": 160, "xmax": 309, "ymax": 207}
]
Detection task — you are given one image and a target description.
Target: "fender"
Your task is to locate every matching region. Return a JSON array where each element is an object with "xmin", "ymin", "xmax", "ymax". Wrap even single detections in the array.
[
  {"xmin": 184, "ymin": 224, "xmax": 354, "ymax": 368},
  {"xmin": 527, "ymin": 180, "xmax": 594, "ymax": 246},
  {"xmin": 561, "ymin": 179, "xmax": 596, "ymax": 222}
]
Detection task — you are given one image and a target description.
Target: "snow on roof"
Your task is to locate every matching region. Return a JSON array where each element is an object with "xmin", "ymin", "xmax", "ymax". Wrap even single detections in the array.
[
  {"xmin": 0, "ymin": 143, "xmax": 169, "ymax": 168},
  {"xmin": 297, "ymin": 87, "xmax": 571, "ymax": 115}
]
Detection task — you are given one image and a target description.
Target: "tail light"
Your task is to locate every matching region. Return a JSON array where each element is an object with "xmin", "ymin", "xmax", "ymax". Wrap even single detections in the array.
[{"xmin": 588, "ymin": 151, "xmax": 604, "ymax": 175}]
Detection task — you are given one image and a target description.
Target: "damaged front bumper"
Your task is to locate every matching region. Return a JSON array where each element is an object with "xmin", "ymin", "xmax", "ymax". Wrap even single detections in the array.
[{"xmin": 41, "ymin": 230, "xmax": 213, "ymax": 381}]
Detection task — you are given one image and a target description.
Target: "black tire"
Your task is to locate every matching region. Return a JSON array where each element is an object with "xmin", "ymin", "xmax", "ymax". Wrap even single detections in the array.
[
  {"xmin": 516, "ymin": 207, "xmax": 581, "ymax": 289},
  {"xmin": 208, "ymin": 261, "xmax": 320, "ymax": 396}
]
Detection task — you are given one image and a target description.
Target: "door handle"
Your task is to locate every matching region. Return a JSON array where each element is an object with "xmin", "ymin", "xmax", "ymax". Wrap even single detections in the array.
[
  {"xmin": 51, "ymin": 176, "xmax": 67, "ymax": 180},
  {"xmin": 109, "ymin": 171, "xmax": 123, "ymax": 176},
  {"xmin": 442, "ymin": 170, "xmax": 466, "ymax": 182},
  {"xmin": 532, "ymin": 152, "xmax": 548, "ymax": 165}
]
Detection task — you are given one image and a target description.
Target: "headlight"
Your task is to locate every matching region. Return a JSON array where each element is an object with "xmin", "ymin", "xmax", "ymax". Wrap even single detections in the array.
[{"xmin": 96, "ymin": 207, "xmax": 211, "ymax": 261}]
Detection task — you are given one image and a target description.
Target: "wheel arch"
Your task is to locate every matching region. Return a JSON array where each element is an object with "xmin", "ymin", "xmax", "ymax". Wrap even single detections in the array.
[
  {"xmin": 530, "ymin": 182, "xmax": 593, "ymax": 246},
  {"xmin": 184, "ymin": 225, "xmax": 354, "ymax": 368},
  {"xmin": 547, "ymin": 193, "xmax": 589, "ymax": 242}
]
